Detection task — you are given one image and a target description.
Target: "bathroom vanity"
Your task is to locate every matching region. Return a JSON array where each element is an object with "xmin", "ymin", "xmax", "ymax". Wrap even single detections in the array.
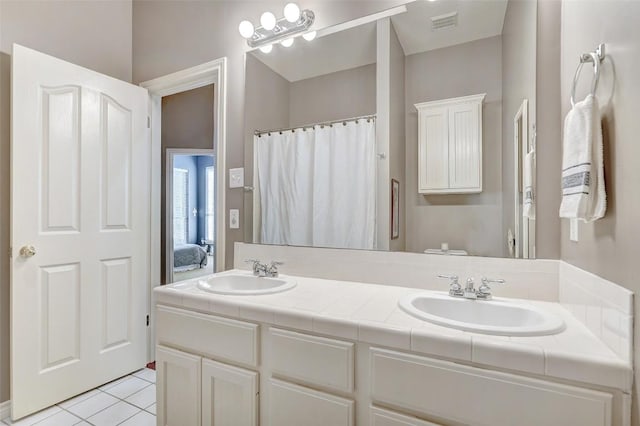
[{"xmin": 154, "ymin": 269, "xmax": 631, "ymax": 426}]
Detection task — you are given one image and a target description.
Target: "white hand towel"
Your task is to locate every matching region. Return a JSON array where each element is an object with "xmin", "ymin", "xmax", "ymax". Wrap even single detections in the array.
[
  {"xmin": 523, "ymin": 149, "xmax": 536, "ymax": 220},
  {"xmin": 559, "ymin": 94, "xmax": 606, "ymax": 222}
]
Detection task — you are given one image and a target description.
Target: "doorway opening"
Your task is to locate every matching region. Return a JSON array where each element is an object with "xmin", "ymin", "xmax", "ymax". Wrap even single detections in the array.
[{"xmin": 167, "ymin": 150, "xmax": 216, "ymax": 282}]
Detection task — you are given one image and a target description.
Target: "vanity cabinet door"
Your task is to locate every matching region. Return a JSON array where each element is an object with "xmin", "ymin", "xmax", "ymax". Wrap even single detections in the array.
[
  {"xmin": 202, "ymin": 358, "xmax": 258, "ymax": 426},
  {"xmin": 156, "ymin": 345, "xmax": 202, "ymax": 426},
  {"xmin": 269, "ymin": 379, "xmax": 354, "ymax": 426},
  {"xmin": 371, "ymin": 407, "xmax": 442, "ymax": 426}
]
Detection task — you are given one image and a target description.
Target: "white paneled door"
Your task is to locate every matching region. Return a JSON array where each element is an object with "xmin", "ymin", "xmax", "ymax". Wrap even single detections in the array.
[{"xmin": 10, "ymin": 44, "xmax": 150, "ymax": 419}]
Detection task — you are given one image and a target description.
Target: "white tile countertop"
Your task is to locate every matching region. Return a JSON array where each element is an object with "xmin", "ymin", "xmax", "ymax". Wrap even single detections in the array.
[{"xmin": 154, "ymin": 270, "xmax": 632, "ymax": 393}]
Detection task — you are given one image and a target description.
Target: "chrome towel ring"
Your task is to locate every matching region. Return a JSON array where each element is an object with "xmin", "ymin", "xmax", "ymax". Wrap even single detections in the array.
[{"xmin": 570, "ymin": 44, "xmax": 605, "ymax": 107}]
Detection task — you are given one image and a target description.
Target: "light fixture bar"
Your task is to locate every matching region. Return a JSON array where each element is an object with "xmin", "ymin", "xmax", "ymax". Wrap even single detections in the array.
[{"xmin": 247, "ymin": 9, "xmax": 314, "ymax": 48}]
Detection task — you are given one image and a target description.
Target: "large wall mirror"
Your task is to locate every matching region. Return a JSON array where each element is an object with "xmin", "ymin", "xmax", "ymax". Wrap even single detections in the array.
[{"xmin": 243, "ymin": 0, "xmax": 538, "ymax": 259}]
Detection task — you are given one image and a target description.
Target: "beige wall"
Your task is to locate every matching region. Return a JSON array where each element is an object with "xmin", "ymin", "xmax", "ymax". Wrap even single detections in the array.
[
  {"xmin": 160, "ymin": 85, "xmax": 215, "ymax": 284},
  {"xmin": 501, "ymin": 0, "xmax": 537, "ymax": 257},
  {"xmin": 535, "ymin": 0, "xmax": 562, "ymax": 258},
  {"xmin": 289, "ymin": 63, "xmax": 376, "ymax": 128},
  {"xmin": 0, "ymin": 0, "xmax": 134, "ymax": 405},
  {"xmin": 404, "ymin": 36, "xmax": 504, "ymax": 257},
  {"xmin": 559, "ymin": 1, "xmax": 640, "ymax": 422},
  {"xmin": 132, "ymin": 0, "xmax": 409, "ymax": 269},
  {"xmin": 389, "ymin": 22, "xmax": 406, "ymax": 251}
]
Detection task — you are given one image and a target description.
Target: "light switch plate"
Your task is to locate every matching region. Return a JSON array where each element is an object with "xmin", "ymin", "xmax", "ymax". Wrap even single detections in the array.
[
  {"xmin": 570, "ymin": 219, "xmax": 579, "ymax": 242},
  {"xmin": 230, "ymin": 209, "xmax": 240, "ymax": 229},
  {"xmin": 229, "ymin": 168, "xmax": 244, "ymax": 189}
]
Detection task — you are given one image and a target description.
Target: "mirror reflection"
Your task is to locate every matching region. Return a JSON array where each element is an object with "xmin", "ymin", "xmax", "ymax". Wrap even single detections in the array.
[{"xmin": 244, "ymin": 0, "xmax": 537, "ymax": 259}]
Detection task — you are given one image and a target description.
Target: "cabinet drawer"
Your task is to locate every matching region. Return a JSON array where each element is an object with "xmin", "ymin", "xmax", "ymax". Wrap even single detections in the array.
[
  {"xmin": 370, "ymin": 348, "xmax": 613, "ymax": 426},
  {"xmin": 157, "ymin": 305, "xmax": 259, "ymax": 367},
  {"xmin": 371, "ymin": 407, "xmax": 442, "ymax": 426},
  {"xmin": 269, "ymin": 379, "xmax": 354, "ymax": 426},
  {"xmin": 269, "ymin": 327, "xmax": 354, "ymax": 393}
]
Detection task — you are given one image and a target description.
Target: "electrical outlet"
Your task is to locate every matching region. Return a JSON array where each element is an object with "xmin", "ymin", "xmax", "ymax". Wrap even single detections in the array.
[
  {"xmin": 570, "ymin": 219, "xmax": 579, "ymax": 242},
  {"xmin": 229, "ymin": 168, "xmax": 244, "ymax": 189},
  {"xmin": 230, "ymin": 209, "xmax": 240, "ymax": 229}
]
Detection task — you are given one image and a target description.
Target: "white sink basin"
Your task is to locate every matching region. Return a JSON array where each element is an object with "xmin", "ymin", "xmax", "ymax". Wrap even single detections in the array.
[
  {"xmin": 197, "ymin": 274, "xmax": 296, "ymax": 295},
  {"xmin": 399, "ymin": 293, "xmax": 565, "ymax": 336}
]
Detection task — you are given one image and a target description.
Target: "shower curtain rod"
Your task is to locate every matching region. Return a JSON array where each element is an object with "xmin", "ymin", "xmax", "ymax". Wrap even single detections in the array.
[{"xmin": 254, "ymin": 114, "xmax": 376, "ymax": 136}]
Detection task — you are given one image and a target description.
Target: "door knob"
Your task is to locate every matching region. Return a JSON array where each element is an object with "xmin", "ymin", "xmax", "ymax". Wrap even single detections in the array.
[{"xmin": 19, "ymin": 245, "xmax": 36, "ymax": 258}]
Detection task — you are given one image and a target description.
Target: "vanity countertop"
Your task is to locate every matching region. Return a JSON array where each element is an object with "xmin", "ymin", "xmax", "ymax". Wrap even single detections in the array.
[{"xmin": 154, "ymin": 269, "xmax": 632, "ymax": 393}]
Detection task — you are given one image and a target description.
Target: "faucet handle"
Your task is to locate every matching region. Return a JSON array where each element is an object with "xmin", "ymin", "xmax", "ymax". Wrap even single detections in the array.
[
  {"xmin": 269, "ymin": 261, "xmax": 284, "ymax": 267},
  {"xmin": 437, "ymin": 274, "xmax": 459, "ymax": 284},
  {"xmin": 481, "ymin": 277, "xmax": 506, "ymax": 286},
  {"xmin": 438, "ymin": 275, "xmax": 462, "ymax": 294}
]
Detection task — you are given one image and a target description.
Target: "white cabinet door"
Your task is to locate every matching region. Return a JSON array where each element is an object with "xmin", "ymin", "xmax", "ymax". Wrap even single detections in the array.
[
  {"xmin": 11, "ymin": 43, "xmax": 150, "ymax": 419},
  {"xmin": 157, "ymin": 345, "xmax": 202, "ymax": 426},
  {"xmin": 202, "ymin": 358, "xmax": 258, "ymax": 426},
  {"xmin": 415, "ymin": 94, "xmax": 484, "ymax": 194},
  {"xmin": 448, "ymin": 102, "xmax": 481, "ymax": 190},
  {"xmin": 371, "ymin": 407, "xmax": 442, "ymax": 426},
  {"xmin": 269, "ymin": 379, "xmax": 354, "ymax": 426},
  {"xmin": 418, "ymin": 106, "xmax": 449, "ymax": 192}
]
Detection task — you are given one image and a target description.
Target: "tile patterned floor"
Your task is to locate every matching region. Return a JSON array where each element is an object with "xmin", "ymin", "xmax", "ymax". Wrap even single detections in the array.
[{"xmin": 2, "ymin": 368, "xmax": 156, "ymax": 426}]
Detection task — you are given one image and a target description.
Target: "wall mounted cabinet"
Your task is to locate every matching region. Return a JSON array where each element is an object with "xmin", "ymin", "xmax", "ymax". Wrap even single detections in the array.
[{"xmin": 415, "ymin": 94, "xmax": 485, "ymax": 194}]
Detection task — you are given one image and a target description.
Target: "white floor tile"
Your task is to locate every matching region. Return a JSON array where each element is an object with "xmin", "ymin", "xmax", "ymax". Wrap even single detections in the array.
[
  {"xmin": 2, "ymin": 406, "xmax": 62, "ymax": 425},
  {"xmin": 125, "ymin": 385, "xmax": 156, "ymax": 409},
  {"xmin": 85, "ymin": 402, "xmax": 139, "ymax": 426},
  {"xmin": 103, "ymin": 377, "xmax": 151, "ymax": 399},
  {"xmin": 57, "ymin": 389, "xmax": 102, "ymax": 409},
  {"xmin": 119, "ymin": 411, "xmax": 156, "ymax": 426},
  {"xmin": 66, "ymin": 392, "xmax": 119, "ymax": 419},
  {"xmin": 33, "ymin": 410, "xmax": 81, "ymax": 426},
  {"xmin": 144, "ymin": 404, "xmax": 156, "ymax": 415},
  {"xmin": 132, "ymin": 369, "xmax": 156, "ymax": 384}
]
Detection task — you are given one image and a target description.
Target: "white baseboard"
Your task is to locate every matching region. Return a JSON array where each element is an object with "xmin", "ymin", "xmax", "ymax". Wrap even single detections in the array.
[{"xmin": 0, "ymin": 400, "xmax": 10, "ymax": 420}]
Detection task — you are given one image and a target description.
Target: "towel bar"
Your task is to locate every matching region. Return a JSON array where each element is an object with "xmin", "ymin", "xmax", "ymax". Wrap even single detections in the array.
[{"xmin": 570, "ymin": 44, "xmax": 605, "ymax": 107}]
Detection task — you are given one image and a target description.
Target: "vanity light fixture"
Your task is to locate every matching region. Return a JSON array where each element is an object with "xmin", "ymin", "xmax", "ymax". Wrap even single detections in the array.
[
  {"xmin": 259, "ymin": 44, "xmax": 273, "ymax": 54},
  {"xmin": 238, "ymin": 3, "xmax": 315, "ymax": 50},
  {"xmin": 302, "ymin": 30, "xmax": 317, "ymax": 41}
]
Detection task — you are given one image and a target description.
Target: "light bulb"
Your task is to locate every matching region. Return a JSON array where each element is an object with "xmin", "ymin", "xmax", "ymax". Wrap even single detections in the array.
[
  {"xmin": 280, "ymin": 38, "xmax": 294, "ymax": 47},
  {"xmin": 259, "ymin": 44, "xmax": 273, "ymax": 54},
  {"xmin": 283, "ymin": 3, "xmax": 301, "ymax": 23},
  {"xmin": 238, "ymin": 20, "xmax": 255, "ymax": 39},
  {"xmin": 302, "ymin": 31, "xmax": 316, "ymax": 41},
  {"xmin": 260, "ymin": 12, "xmax": 277, "ymax": 30}
]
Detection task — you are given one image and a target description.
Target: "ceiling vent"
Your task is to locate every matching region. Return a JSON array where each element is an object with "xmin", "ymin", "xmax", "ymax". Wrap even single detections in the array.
[{"xmin": 431, "ymin": 11, "xmax": 458, "ymax": 31}]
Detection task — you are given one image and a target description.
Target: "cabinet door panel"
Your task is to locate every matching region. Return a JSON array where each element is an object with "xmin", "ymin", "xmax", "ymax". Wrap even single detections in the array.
[
  {"xmin": 269, "ymin": 379, "xmax": 353, "ymax": 426},
  {"xmin": 370, "ymin": 348, "xmax": 612, "ymax": 426},
  {"xmin": 202, "ymin": 358, "xmax": 258, "ymax": 426},
  {"xmin": 448, "ymin": 102, "xmax": 481, "ymax": 190},
  {"xmin": 419, "ymin": 107, "xmax": 449, "ymax": 192},
  {"xmin": 156, "ymin": 345, "xmax": 201, "ymax": 426},
  {"xmin": 371, "ymin": 406, "xmax": 442, "ymax": 426}
]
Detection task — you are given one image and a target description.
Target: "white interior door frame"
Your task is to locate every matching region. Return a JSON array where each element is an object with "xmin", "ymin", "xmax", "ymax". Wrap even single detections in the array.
[
  {"xmin": 140, "ymin": 58, "xmax": 227, "ymax": 363},
  {"xmin": 165, "ymin": 148, "xmax": 215, "ymax": 284},
  {"xmin": 513, "ymin": 99, "xmax": 528, "ymax": 259}
]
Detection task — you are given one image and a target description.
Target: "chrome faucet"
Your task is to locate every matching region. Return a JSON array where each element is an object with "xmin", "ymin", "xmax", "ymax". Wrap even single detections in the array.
[
  {"xmin": 438, "ymin": 275, "xmax": 505, "ymax": 301},
  {"xmin": 244, "ymin": 259, "xmax": 283, "ymax": 278}
]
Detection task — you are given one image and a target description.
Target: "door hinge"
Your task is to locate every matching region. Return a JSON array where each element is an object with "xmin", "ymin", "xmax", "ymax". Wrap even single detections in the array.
[
  {"xmin": 8, "ymin": 247, "xmax": 12, "ymax": 258},
  {"xmin": 147, "ymin": 116, "xmax": 150, "ymax": 128},
  {"xmin": 146, "ymin": 314, "xmax": 150, "ymax": 327}
]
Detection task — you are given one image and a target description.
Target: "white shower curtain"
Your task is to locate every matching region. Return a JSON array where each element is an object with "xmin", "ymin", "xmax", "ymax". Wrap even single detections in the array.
[{"xmin": 256, "ymin": 119, "xmax": 376, "ymax": 249}]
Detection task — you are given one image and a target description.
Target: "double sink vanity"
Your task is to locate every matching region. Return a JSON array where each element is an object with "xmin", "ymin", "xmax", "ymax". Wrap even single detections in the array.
[{"xmin": 154, "ymin": 249, "xmax": 632, "ymax": 426}]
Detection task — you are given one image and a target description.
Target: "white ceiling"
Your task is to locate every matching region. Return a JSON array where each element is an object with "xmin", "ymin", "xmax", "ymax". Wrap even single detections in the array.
[
  {"xmin": 391, "ymin": 0, "xmax": 508, "ymax": 56},
  {"xmin": 250, "ymin": 0, "xmax": 508, "ymax": 82}
]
